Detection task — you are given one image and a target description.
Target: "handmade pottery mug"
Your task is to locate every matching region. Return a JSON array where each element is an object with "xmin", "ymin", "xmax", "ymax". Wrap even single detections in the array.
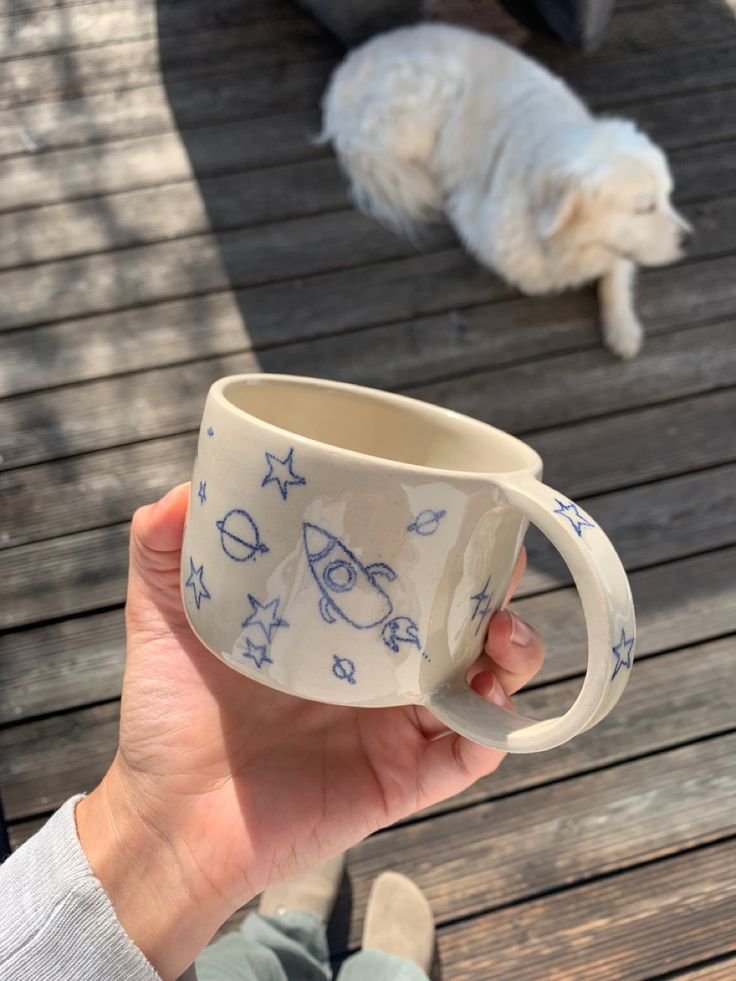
[{"xmin": 181, "ymin": 374, "xmax": 635, "ymax": 753}]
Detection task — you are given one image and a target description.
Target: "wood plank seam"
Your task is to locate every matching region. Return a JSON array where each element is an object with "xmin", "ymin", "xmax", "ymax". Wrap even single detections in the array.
[
  {"xmin": 0, "ymin": 4, "xmax": 302, "ymax": 60},
  {"xmin": 1, "ymin": 320, "xmax": 730, "ymax": 452},
  {"xmin": 1, "ymin": 63, "xmax": 735, "ymax": 164},
  {"xmin": 393, "ymin": 321, "xmax": 735, "ymax": 397},
  {"xmin": 403, "ymin": 725, "xmax": 736, "ymax": 831},
  {"xmin": 2, "ymin": 51, "xmax": 337, "ymax": 114},
  {"xmin": 0, "ymin": 173, "xmax": 730, "ymax": 277},
  {"xmin": 0, "ymin": 103, "xmax": 321, "ymax": 163},
  {"xmin": 3, "ymin": 223, "xmax": 735, "ymax": 337},
  {"xmin": 0, "ymin": 106, "xmax": 732, "ymax": 216},
  {"xmin": 1, "ymin": 527, "xmax": 733, "ymax": 661},
  {"xmin": 653, "ymin": 953, "xmax": 736, "ymax": 981},
  {"xmin": 3, "ymin": 652, "xmax": 734, "ymax": 830},
  {"xmin": 1, "ymin": 322, "xmax": 734, "ymax": 486},
  {"xmin": 426, "ymin": 834, "xmax": 736, "ymax": 947},
  {"xmin": 0, "ymin": 8, "xmax": 725, "ymax": 78},
  {"xmin": 510, "ymin": 378, "xmax": 736, "ymax": 440},
  {"xmin": 4, "ymin": 35, "xmax": 734, "ymax": 115}
]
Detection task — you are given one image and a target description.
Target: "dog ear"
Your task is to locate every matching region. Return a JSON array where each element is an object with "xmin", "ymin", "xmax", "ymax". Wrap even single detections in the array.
[{"xmin": 535, "ymin": 175, "xmax": 580, "ymax": 239}]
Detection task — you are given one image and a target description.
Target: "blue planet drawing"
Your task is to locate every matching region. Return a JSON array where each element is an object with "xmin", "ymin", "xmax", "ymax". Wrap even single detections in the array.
[
  {"xmin": 216, "ymin": 508, "xmax": 269, "ymax": 562},
  {"xmin": 381, "ymin": 616, "xmax": 421, "ymax": 653},
  {"xmin": 332, "ymin": 655, "xmax": 357, "ymax": 684},
  {"xmin": 407, "ymin": 509, "xmax": 447, "ymax": 536},
  {"xmin": 303, "ymin": 522, "xmax": 396, "ymax": 629}
]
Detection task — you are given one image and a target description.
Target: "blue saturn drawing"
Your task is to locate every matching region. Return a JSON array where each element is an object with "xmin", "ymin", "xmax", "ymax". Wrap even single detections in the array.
[
  {"xmin": 216, "ymin": 508, "xmax": 269, "ymax": 562},
  {"xmin": 302, "ymin": 522, "xmax": 396, "ymax": 629},
  {"xmin": 407, "ymin": 509, "xmax": 447, "ymax": 536}
]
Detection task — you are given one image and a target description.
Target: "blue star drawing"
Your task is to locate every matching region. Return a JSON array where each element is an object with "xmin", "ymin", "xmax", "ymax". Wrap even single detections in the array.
[
  {"xmin": 261, "ymin": 447, "xmax": 306, "ymax": 501},
  {"xmin": 206, "ymin": 426, "xmax": 214, "ymax": 437},
  {"xmin": 407, "ymin": 509, "xmax": 447, "ymax": 536},
  {"xmin": 243, "ymin": 637, "xmax": 273, "ymax": 670},
  {"xmin": 197, "ymin": 481, "xmax": 207, "ymax": 505},
  {"xmin": 553, "ymin": 498, "xmax": 595, "ymax": 538},
  {"xmin": 241, "ymin": 594, "xmax": 289, "ymax": 642},
  {"xmin": 332, "ymin": 655, "xmax": 357, "ymax": 684},
  {"xmin": 471, "ymin": 575, "xmax": 493, "ymax": 636},
  {"xmin": 185, "ymin": 558, "xmax": 211, "ymax": 610},
  {"xmin": 611, "ymin": 628, "xmax": 635, "ymax": 680}
]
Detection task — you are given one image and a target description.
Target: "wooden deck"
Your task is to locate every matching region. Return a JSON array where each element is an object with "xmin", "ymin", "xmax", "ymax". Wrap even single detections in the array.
[{"xmin": 1, "ymin": 0, "xmax": 736, "ymax": 975}]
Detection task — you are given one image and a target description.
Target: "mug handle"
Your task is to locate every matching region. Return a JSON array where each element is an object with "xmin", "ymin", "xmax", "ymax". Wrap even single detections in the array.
[{"xmin": 425, "ymin": 473, "xmax": 636, "ymax": 753}]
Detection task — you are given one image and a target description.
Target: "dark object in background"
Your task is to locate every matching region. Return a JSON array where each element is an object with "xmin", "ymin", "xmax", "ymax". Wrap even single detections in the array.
[
  {"xmin": 295, "ymin": 0, "xmax": 615, "ymax": 50},
  {"xmin": 499, "ymin": 0, "xmax": 616, "ymax": 50},
  {"xmin": 294, "ymin": 0, "xmax": 423, "ymax": 46},
  {"xmin": 0, "ymin": 796, "xmax": 10, "ymax": 864}
]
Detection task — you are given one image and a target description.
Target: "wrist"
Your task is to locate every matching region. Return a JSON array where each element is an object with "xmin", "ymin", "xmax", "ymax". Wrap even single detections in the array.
[{"xmin": 76, "ymin": 761, "xmax": 234, "ymax": 980}]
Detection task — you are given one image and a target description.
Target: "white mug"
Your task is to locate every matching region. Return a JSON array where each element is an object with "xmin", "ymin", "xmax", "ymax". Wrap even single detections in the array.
[{"xmin": 181, "ymin": 374, "xmax": 635, "ymax": 753}]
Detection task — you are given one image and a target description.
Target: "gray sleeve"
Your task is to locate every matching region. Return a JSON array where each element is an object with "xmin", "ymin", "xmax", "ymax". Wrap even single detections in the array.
[{"xmin": 0, "ymin": 796, "xmax": 162, "ymax": 981}]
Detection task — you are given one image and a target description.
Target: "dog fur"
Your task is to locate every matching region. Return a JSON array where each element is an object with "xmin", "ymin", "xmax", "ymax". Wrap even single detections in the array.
[{"xmin": 320, "ymin": 23, "xmax": 691, "ymax": 358}]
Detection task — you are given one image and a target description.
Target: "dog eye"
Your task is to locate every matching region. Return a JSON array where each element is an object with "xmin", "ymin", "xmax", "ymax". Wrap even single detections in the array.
[{"xmin": 635, "ymin": 202, "xmax": 656, "ymax": 215}]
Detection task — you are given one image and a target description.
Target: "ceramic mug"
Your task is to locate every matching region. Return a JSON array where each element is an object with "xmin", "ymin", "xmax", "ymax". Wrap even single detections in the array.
[{"xmin": 181, "ymin": 374, "xmax": 635, "ymax": 753}]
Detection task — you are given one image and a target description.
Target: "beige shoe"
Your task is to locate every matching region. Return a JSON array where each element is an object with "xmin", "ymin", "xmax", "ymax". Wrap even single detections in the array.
[
  {"xmin": 362, "ymin": 871, "xmax": 434, "ymax": 971},
  {"xmin": 258, "ymin": 854, "xmax": 346, "ymax": 923}
]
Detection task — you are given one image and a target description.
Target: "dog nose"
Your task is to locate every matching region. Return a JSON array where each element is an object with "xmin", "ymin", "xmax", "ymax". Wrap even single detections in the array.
[{"xmin": 679, "ymin": 227, "xmax": 693, "ymax": 250}]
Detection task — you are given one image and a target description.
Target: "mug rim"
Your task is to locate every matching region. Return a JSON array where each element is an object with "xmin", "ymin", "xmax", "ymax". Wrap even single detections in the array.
[{"xmin": 211, "ymin": 373, "xmax": 543, "ymax": 480}]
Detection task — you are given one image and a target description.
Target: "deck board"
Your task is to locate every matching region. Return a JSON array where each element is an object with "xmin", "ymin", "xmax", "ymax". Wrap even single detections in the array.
[
  {"xmin": 3, "ymin": 315, "xmax": 734, "ymax": 472},
  {"xmin": 3, "ymin": 544, "xmax": 735, "ymax": 725},
  {"xmin": 3, "ymin": 455, "xmax": 736, "ymax": 629},
  {"xmin": 435, "ymin": 841, "xmax": 736, "ymax": 980},
  {"xmin": 1, "ymin": 0, "xmax": 300, "ymax": 59},
  {"xmin": 3, "ymin": 388, "xmax": 734, "ymax": 549},
  {"xmin": 4, "ymin": 634, "xmax": 735, "ymax": 819},
  {"xmin": 1, "ymin": 0, "xmax": 735, "ymax": 974}
]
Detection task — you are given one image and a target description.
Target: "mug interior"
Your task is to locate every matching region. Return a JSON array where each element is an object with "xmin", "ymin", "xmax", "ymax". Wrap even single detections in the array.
[{"xmin": 219, "ymin": 375, "xmax": 540, "ymax": 475}]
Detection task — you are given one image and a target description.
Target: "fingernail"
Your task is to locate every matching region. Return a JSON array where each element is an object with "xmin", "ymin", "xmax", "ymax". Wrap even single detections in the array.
[
  {"xmin": 490, "ymin": 675, "xmax": 509, "ymax": 707},
  {"xmin": 508, "ymin": 612, "xmax": 533, "ymax": 648}
]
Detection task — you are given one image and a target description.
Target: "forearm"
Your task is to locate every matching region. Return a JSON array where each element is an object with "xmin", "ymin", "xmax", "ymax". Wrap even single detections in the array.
[
  {"xmin": 0, "ymin": 796, "xmax": 159, "ymax": 981},
  {"xmin": 76, "ymin": 760, "xmax": 238, "ymax": 980}
]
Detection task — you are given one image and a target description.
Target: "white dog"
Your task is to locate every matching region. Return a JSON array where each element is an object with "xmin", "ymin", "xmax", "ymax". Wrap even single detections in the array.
[{"xmin": 320, "ymin": 23, "xmax": 691, "ymax": 358}]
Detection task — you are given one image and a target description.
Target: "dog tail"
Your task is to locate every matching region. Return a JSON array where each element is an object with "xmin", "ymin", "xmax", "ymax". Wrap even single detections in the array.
[
  {"xmin": 338, "ymin": 149, "xmax": 441, "ymax": 238},
  {"xmin": 319, "ymin": 94, "xmax": 442, "ymax": 237}
]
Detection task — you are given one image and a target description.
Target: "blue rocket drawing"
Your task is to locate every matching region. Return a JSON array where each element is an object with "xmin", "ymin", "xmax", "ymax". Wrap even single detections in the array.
[{"xmin": 302, "ymin": 523, "xmax": 396, "ymax": 629}]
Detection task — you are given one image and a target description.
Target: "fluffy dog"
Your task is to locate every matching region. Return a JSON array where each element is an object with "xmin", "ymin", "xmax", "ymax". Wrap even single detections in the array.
[{"xmin": 320, "ymin": 23, "xmax": 691, "ymax": 358}]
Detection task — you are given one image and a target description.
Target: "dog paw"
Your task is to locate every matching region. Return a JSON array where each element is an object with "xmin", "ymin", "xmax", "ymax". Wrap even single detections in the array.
[{"xmin": 603, "ymin": 315, "xmax": 643, "ymax": 360}]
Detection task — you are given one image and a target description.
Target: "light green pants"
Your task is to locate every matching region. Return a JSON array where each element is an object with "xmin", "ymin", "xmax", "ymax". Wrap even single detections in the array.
[{"xmin": 195, "ymin": 910, "xmax": 429, "ymax": 981}]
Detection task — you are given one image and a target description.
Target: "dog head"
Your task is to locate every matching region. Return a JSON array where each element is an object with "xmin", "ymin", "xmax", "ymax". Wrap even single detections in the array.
[{"xmin": 535, "ymin": 120, "xmax": 691, "ymax": 267}]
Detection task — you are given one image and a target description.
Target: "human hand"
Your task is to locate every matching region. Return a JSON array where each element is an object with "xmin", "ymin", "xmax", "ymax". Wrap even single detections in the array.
[{"xmin": 77, "ymin": 484, "xmax": 544, "ymax": 979}]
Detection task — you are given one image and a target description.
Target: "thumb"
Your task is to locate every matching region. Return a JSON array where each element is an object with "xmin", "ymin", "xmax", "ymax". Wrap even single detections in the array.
[
  {"xmin": 130, "ymin": 483, "xmax": 190, "ymax": 576},
  {"xmin": 127, "ymin": 484, "xmax": 191, "ymax": 632}
]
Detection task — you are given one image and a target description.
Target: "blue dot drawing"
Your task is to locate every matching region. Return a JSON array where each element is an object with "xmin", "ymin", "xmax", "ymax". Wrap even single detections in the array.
[
  {"xmin": 207, "ymin": 426, "xmax": 214, "ymax": 437},
  {"xmin": 197, "ymin": 481, "xmax": 207, "ymax": 505},
  {"xmin": 611, "ymin": 628, "xmax": 634, "ymax": 680},
  {"xmin": 303, "ymin": 522, "xmax": 396, "ymax": 629},
  {"xmin": 407, "ymin": 509, "xmax": 447, "ymax": 536},
  {"xmin": 241, "ymin": 594, "xmax": 289, "ymax": 642},
  {"xmin": 243, "ymin": 636, "xmax": 273, "ymax": 670},
  {"xmin": 261, "ymin": 447, "xmax": 306, "ymax": 501},
  {"xmin": 553, "ymin": 498, "xmax": 595, "ymax": 538},
  {"xmin": 381, "ymin": 616, "xmax": 421, "ymax": 654},
  {"xmin": 185, "ymin": 557, "xmax": 211, "ymax": 610},
  {"xmin": 471, "ymin": 576, "xmax": 493, "ymax": 636},
  {"xmin": 216, "ymin": 508, "xmax": 269, "ymax": 562},
  {"xmin": 332, "ymin": 655, "xmax": 357, "ymax": 684}
]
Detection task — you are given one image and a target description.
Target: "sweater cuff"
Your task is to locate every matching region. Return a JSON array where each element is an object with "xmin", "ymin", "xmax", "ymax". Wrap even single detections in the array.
[{"xmin": 0, "ymin": 795, "xmax": 161, "ymax": 981}]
